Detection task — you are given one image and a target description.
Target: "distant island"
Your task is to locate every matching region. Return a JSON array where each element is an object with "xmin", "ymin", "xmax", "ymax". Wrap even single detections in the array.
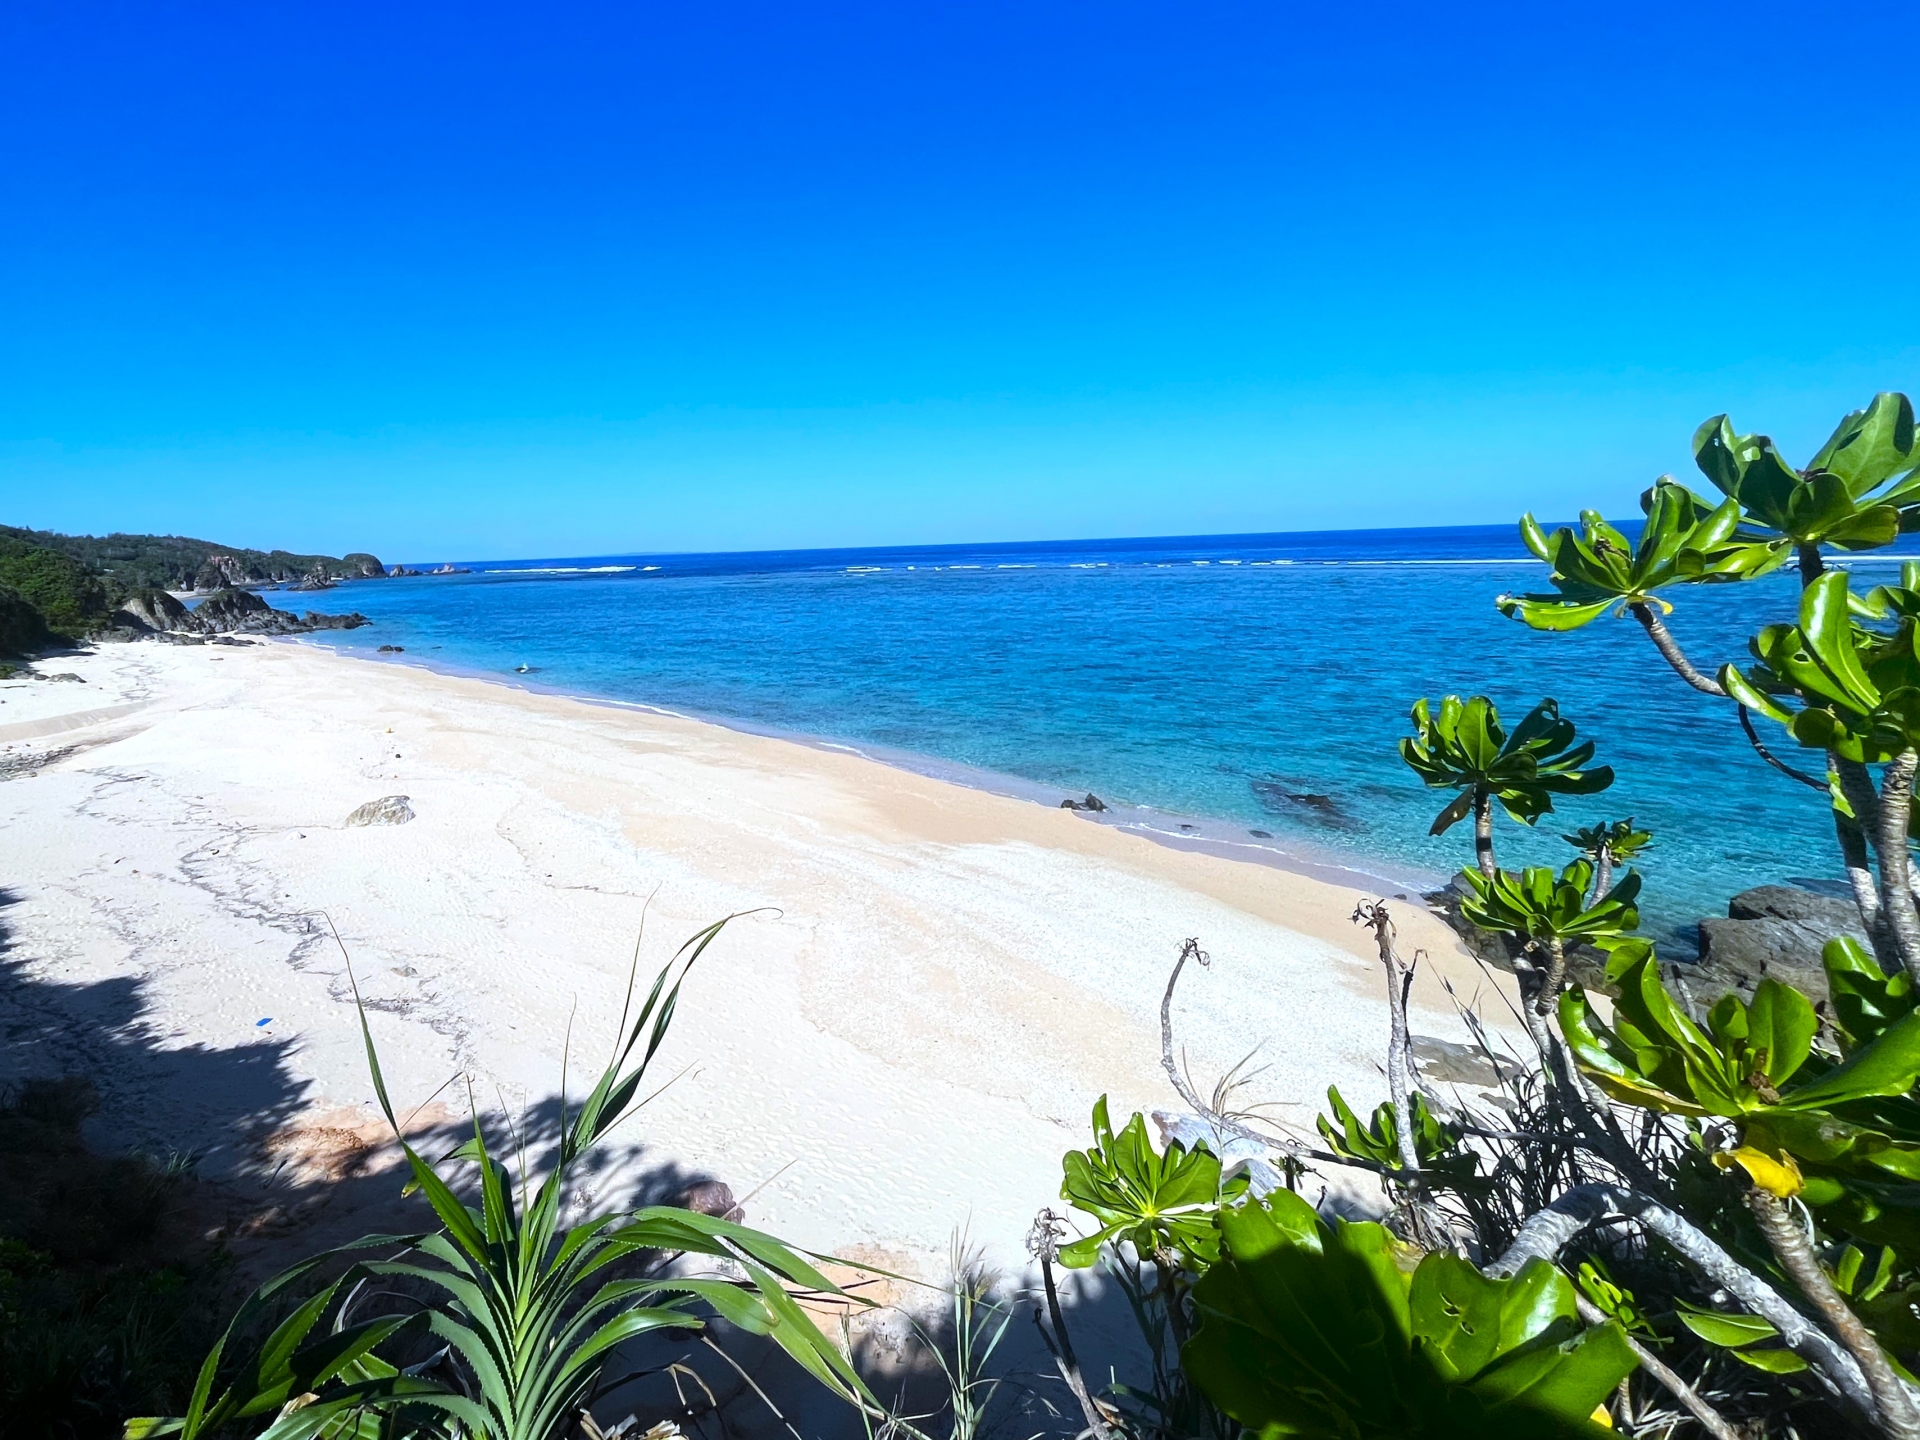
[{"xmin": 0, "ymin": 524, "xmax": 389, "ymax": 659}]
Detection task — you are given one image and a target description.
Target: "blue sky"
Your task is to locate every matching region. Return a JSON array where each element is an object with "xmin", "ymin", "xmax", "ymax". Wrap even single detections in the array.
[{"xmin": 2, "ymin": 2, "xmax": 1916, "ymax": 560}]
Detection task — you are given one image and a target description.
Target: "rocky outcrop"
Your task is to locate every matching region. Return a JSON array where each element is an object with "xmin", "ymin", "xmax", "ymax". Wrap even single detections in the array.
[
  {"xmin": 292, "ymin": 563, "xmax": 335, "ymax": 592},
  {"xmin": 1060, "ymin": 792, "xmax": 1109, "ymax": 812},
  {"xmin": 1693, "ymin": 884, "xmax": 1868, "ymax": 1008},
  {"xmin": 112, "ymin": 586, "xmax": 371, "ymax": 638},
  {"xmin": 344, "ymin": 795, "xmax": 414, "ymax": 827},
  {"xmin": 187, "ymin": 587, "xmax": 368, "ymax": 635},
  {"xmin": 112, "ymin": 589, "xmax": 195, "ymax": 633},
  {"xmin": 341, "ymin": 553, "xmax": 387, "ymax": 578},
  {"xmin": 192, "ymin": 554, "xmax": 252, "ymax": 591}
]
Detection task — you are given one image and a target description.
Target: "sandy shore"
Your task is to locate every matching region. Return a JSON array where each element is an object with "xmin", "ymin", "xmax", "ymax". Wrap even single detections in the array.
[{"xmin": 0, "ymin": 639, "xmax": 1516, "ymax": 1279}]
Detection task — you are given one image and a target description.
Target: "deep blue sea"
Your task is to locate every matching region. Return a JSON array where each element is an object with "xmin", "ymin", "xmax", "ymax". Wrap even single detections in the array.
[{"xmin": 290, "ymin": 525, "xmax": 1914, "ymax": 952}]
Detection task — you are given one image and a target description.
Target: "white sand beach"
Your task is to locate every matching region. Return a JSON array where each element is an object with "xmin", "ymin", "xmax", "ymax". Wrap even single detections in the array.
[{"xmin": 0, "ymin": 639, "xmax": 1517, "ymax": 1282}]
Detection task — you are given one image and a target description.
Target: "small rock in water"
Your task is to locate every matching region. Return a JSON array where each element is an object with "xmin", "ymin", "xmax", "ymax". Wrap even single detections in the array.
[
  {"xmin": 1249, "ymin": 829, "xmax": 1273, "ymax": 839},
  {"xmin": 377, "ymin": 644, "xmax": 405, "ymax": 653},
  {"xmin": 1059, "ymin": 792, "xmax": 1109, "ymax": 812},
  {"xmin": 344, "ymin": 795, "xmax": 414, "ymax": 827}
]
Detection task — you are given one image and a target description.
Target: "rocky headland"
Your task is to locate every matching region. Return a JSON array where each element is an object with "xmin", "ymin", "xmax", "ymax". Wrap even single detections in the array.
[{"xmin": 108, "ymin": 587, "xmax": 368, "ymax": 642}]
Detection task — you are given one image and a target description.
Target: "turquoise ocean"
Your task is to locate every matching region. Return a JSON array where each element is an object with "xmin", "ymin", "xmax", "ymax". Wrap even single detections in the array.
[{"xmin": 293, "ymin": 525, "xmax": 1906, "ymax": 951}]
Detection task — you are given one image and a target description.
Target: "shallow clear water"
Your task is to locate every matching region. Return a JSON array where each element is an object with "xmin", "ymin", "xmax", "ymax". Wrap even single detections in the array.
[{"xmin": 292, "ymin": 527, "xmax": 1910, "ymax": 950}]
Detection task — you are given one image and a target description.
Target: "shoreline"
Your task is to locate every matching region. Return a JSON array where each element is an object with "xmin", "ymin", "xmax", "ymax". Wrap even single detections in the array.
[
  {"xmin": 293, "ymin": 634, "xmax": 1445, "ymax": 903},
  {"xmin": 1, "ymin": 638, "xmax": 1511, "ymax": 1279}
]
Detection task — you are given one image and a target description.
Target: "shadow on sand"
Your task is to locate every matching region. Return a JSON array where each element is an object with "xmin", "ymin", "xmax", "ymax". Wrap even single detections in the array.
[{"xmin": 0, "ymin": 886, "xmax": 1165, "ymax": 1438}]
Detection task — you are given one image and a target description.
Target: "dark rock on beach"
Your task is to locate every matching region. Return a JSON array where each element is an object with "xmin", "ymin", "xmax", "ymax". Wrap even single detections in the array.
[
  {"xmin": 112, "ymin": 589, "xmax": 195, "ymax": 633},
  {"xmin": 676, "ymin": 1180, "xmax": 745, "ymax": 1223},
  {"xmin": 1060, "ymin": 792, "xmax": 1108, "ymax": 811}
]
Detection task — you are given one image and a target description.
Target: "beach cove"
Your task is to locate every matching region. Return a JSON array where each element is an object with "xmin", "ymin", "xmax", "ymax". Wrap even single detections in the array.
[{"xmin": 1, "ymin": 638, "xmax": 1512, "ymax": 1280}]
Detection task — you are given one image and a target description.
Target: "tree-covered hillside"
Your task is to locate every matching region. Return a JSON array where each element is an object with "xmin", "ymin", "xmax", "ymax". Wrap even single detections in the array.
[
  {"xmin": 0, "ymin": 525, "xmax": 385, "ymax": 592},
  {"xmin": 0, "ymin": 525, "xmax": 385, "ymax": 656}
]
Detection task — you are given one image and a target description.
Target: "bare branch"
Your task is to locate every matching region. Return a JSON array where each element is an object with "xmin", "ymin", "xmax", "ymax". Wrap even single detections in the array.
[
  {"xmin": 1353, "ymin": 901, "xmax": 1423, "ymax": 1181},
  {"xmin": 1489, "ymin": 1183, "xmax": 1878, "ymax": 1423},
  {"xmin": 1027, "ymin": 1211, "xmax": 1117, "ymax": 1440},
  {"xmin": 1737, "ymin": 706, "xmax": 1827, "ymax": 790},
  {"xmin": 1746, "ymin": 1187, "xmax": 1920, "ymax": 1440},
  {"xmin": 1572, "ymin": 1293, "xmax": 1740, "ymax": 1440}
]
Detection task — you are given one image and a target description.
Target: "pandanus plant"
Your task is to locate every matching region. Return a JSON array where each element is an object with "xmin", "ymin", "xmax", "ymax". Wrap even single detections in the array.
[
  {"xmin": 1399, "ymin": 696, "xmax": 1613, "ymax": 878},
  {"xmin": 129, "ymin": 918, "xmax": 875, "ymax": 1440}
]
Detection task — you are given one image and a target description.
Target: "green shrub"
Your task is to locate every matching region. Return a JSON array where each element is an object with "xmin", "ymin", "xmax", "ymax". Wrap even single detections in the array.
[
  {"xmin": 0, "ymin": 580, "xmax": 54, "ymax": 656},
  {"xmin": 0, "ymin": 540, "xmax": 115, "ymax": 639}
]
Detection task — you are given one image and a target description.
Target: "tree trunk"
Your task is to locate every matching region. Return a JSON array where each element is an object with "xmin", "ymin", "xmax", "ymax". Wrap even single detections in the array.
[
  {"xmin": 1491, "ymin": 1184, "xmax": 1884, "ymax": 1424},
  {"xmin": 1835, "ymin": 799, "xmax": 1902, "ymax": 972},
  {"xmin": 1628, "ymin": 601, "xmax": 1728, "ymax": 696},
  {"xmin": 1875, "ymin": 750, "xmax": 1920, "ymax": 984},
  {"xmin": 1745, "ymin": 1187, "xmax": 1920, "ymax": 1440},
  {"xmin": 1472, "ymin": 791, "xmax": 1496, "ymax": 879},
  {"xmin": 1537, "ymin": 936, "xmax": 1568, "ymax": 1015},
  {"xmin": 1591, "ymin": 846, "xmax": 1614, "ymax": 903},
  {"xmin": 1798, "ymin": 542, "xmax": 1827, "ymax": 587}
]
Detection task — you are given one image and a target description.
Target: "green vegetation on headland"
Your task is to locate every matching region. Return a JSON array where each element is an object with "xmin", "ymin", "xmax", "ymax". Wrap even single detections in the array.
[
  {"xmin": 1, "ymin": 525, "xmax": 386, "ymax": 594},
  {"xmin": 0, "ymin": 525, "xmax": 386, "ymax": 656}
]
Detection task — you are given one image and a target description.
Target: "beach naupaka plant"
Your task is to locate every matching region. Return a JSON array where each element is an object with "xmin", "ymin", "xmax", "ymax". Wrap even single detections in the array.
[
  {"xmin": 1455, "ymin": 859, "xmax": 1640, "ymax": 1013},
  {"xmin": 1557, "ymin": 942, "xmax": 1920, "ymax": 1430},
  {"xmin": 1500, "ymin": 394, "xmax": 1920, "ymax": 695},
  {"xmin": 1498, "ymin": 481, "xmax": 1783, "ymax": 690},
  {"xmin": 1561, "ymin": 818, "xmax": 1650, "ymax": 903},
  {"xmin": 1719, "ymin": 566, "xmax": 1920, "ymax": 981},
  {"xmin": 1399, "ymin": 696, "xmax": 1613, "ymax": 878},
  {"xmin": 1695, "ymin": 391, "xmax": 1920, "ymax": 582}
]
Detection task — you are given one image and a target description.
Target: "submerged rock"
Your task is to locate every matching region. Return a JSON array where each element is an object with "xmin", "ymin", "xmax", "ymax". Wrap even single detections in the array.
[
  {"xmin": 1251, "ymin": 779, "xmax": 1356, "ymax": 830},
  {"xmin": 344, "ymin": 795, "xmax": 414, "ymax": 827}
]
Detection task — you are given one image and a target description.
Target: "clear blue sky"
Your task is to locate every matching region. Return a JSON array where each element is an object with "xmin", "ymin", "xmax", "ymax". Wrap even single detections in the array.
[{"xmin": 2, "ymin": 2, "xmax": 1915, "ymax": 560}]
